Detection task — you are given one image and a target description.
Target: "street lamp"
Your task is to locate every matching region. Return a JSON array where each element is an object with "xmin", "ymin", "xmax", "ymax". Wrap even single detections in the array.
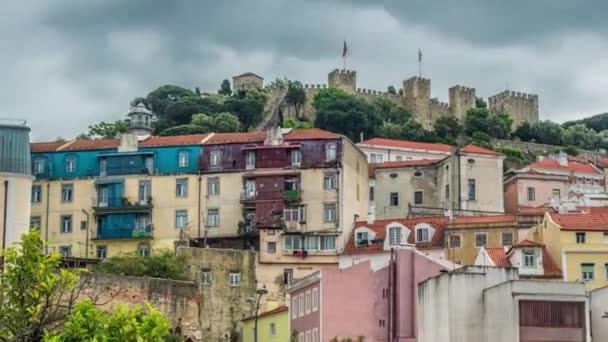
[{"xmin": 253, "ymin": 286, "xmax": 268, "ymax": 342}]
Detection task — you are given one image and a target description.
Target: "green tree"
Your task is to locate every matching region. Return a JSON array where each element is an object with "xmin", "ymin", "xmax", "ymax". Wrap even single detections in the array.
[
  {"xmin": 464, "ymin": 108, "xmax": 511, "ymax": 140},
  {"xmin": 224, "ymin": 88, "xmax": 267, "ymax": 130},
  {"xmin": 433, "ymin": 116, "xmax": 463, "ymax": 144},
  {"xmin": 285, "ymin": 81, "xmax": 306, "ymax": 119},
  {"xmin": 532, "ymin": 121, "xmax": 564, "ymax": 146},
  {"xmin": 387, "ymin": 85, "xmax": 397, "ymax": 95},
  {"xmin": 95, "ymin": 249, "xmax": 189, "ymax": 280},
  {"xmin": 563, "ymin": 124, "xmax": 600, "ymax": 150},
  {"xmin": 84, "ymin": 120, "xmax": 129, "ymax": 139},
  {"xmin": 218, "ymin": 79, "xmax": 232, "ymax": 96},
  {"xmin": 283, "ymin": 117, "xmax": 313, "ymax": 129},
  {"xmin": 159, "ymin": 124, "xmax": 208, "ymax": 136},
  {"xmin": 371, "ymin": 98, "xmax": 411, "ymax": 125},
  {"xmin": 44, "ymin": 300, "xmax": 172, "ymax": 342},
  {"xmin": 513, "ymin": 121, "xmax": 534, "ymax": 141},
  {"xmin": 144, "ymin": 85, "xmax": 196, "ymax": 117},
  {"xmin": 0, "ymin": 230, "xmax": 82, "ymax": 341},
  {"xmin": 212, "ymin": 112, "xmax": 241, "ymax": 132},
  {"xmin": 475, "ymin": 97, "xmax": 487, "ymax": 109},
  {"xmin": 563, "ymin": 112, "xmax": 608, "ymax": 132},
  {"xmin": 190, "ymin": 113, "xmax": 216, "ymax": 131}
]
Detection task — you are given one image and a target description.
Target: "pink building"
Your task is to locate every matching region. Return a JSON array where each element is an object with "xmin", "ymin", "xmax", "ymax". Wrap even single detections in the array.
[{"xmin": 288, "ymin": 248, "xmax": 456, "ymax": 342}]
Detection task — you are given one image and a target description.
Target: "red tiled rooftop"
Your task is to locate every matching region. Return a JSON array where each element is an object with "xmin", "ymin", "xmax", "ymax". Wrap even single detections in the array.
[
  {"xmin": 540, "ymin": 248, "xmax": 562, "ymax": 277},
  {"xmin": 139, "ymin": 134, "xmax": 210, "ymax": 147},
  {"xmin": 484, "ymin": 243, "xmax": 561, "ymax": 277},
  {"xmin": 449, "ymin": 214, "xmax": 517, "ymax": 225},
  {"xmin": 517, "ymin": 206, "xmax": 555, "ymax": 216},
  {"xmin": 60, "ymin": 139, "xmax": 119, "ymax": 151},
  {"xmin": 530, "ymin": 159, "xmax": 601, "ymax": 174},
  {"xmin": 484, "ymin": 247, "xmax": 511, "ymax": 267},
  {"xmin": 284, "ymin": 128, "xmax": 339, "ymax": 140},
  {"xmin": 30, "ymin": 141, "xmax": 69, "ymax": 153},
  {"xmin": 513, "ymin": 239, "xmax": 544, "ymax": 247},
  {"xmin": 204, "ymin": 129, "xmax": 339, "ymax": 145},
  {"xmin": 368, "ymin": 159, "xmax": 437, "ymax": 177},
  {"xmin": 359, "ymin": 137, "xmax": 453, "ymax": 153},
  {"xmin": 460, "ymin": 144, "xmax": 503, "ymax": 156},
  {"xmin": 242, "ymin": 305, "xmax": 288, "ymax": 322},
  {"xmin": 548, "ymin": 212, "xmax": 608, "ymax": 231}
]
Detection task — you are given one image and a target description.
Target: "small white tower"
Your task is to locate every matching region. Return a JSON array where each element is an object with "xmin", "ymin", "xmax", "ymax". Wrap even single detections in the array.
[{"xmin": 125, "ymin": 102, "xmax": 156, "ymax": 137}]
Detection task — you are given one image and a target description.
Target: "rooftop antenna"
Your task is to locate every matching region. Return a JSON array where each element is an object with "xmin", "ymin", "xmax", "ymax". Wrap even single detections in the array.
[
  {"xmin": 418, "ymin": 48, "xmax": 423, "ymax": 78},
  {"xmin": 342, "ymin": 40, "xmax": 348, "ymax": 70}
]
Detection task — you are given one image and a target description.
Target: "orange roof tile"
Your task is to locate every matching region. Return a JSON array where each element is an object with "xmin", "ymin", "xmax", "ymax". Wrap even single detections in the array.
[
  {"xmin": 60, "ymin": 139, "xmax": 119, "ymax": 151},
  {"xmin": 513, "ymin": 239, "xmax": 544, "ymax": 247},
  {"xmin": 242, "ymin": 305, "xmax": 288, "ymax": 322},
  {"xmin": 541, "ymin": 247, "xmax": 562, "ymax": 277},
  {"xmin": 449, "ymin": 214, "xmax": 517, "ymax": 225},
  {"xmin": 139, "ymin": 134, "xmax": 210, "ymax": 147},
  {"xmin": 203, "ymin": 132, "xmax": 266, "ymax": 145},
  {"xmin": 368, "ymin": 159, "xmax": 437, "ymax": 177},
  {"xmin": 344, "ymin": 216, "xmax": 447, "ymax": 255},
  {"xmin": 579, "ymin": 206, "xmax": 608, "ymax": 215},
  {"xmin": 484, "ymin": 247, "xmax": 511, "ymax": 267},
  {"xmin": 284, "ymin": 128, "xmax": 339, "ymax": 140},
  {"xmin": 359, "ymin": 138, "xmax": 453, "ymax": 153},
  {"xmin": 517, "ymin": 206, "xmax": 556, "ymax": 216},
  {"xmin": 530, "ymin": 159, "xmax": 602, "ymax": 174},
  {"xmin": 30, "ymin": 141, "xmax": 69, "ymax": 153},
  {"xmin": 548, "ymin": 212, "xmax": 608, "ymax": 231},
  {"xmin": 460, "ymin": 144, "xmax": 503, "ymax": 156}
]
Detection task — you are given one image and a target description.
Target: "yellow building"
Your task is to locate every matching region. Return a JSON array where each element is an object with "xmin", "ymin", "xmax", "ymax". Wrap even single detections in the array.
[
  {"xmin": 241, "ymin": 306, "xmax": 288, "ymax": 342},
  {"xmin": 444, "ymin": 215, "xmax": 520, "ymax": 265},
  {"xmin": 529, "ymin": 211, "xmax": 608, "ymax": 290}
]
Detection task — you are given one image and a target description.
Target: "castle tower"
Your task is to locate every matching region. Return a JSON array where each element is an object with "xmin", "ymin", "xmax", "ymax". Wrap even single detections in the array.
[
  {"xmin": 232, "ymin": 72, "xmax": 264, "ymax": 93},
  {"xmin": 126, "ymin": 102, "xmax": 156, "ymax": 137},
  {"xmin": 449, "ymin": 85, "xmax": 476, "ymax": 120},
  {"xmin": 488, "ymin": 90, "xmax": 539, "ymax": 130},
  {"xmin": 328, "ymin": 69, "xmax": 357, "ymax": 94},
  {"xmin": 402, "ymin": 77, "xmax": 431, "ymax": 127}
]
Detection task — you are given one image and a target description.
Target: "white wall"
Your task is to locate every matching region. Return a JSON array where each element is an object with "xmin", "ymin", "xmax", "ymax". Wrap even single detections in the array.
[
  {"xmin": 590, "ymin": 287, "xmax": 608, "ymax": 342},
  {"xmin": 338, "ymin": 252, "xmax": 389, "ymax": 270}
]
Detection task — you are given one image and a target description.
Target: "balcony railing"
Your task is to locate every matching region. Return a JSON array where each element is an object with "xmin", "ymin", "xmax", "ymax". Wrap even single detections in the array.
[
  {"xmin": 93, "ymin": 197, "xmax": 153, "ymax": 212},
  {"xmin": 284, "ymin": 189, "xmax": 300, "ymax": 202},
  {"xmin": 95, "ymin": 226, "xmax": 153, "ymax": 240}
]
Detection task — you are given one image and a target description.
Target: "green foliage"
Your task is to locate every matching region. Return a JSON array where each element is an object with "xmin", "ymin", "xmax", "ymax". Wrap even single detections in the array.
[
  {"xmin": 159, "ymin": 124, "xmax": 209, "ymax": 136},
  {"xmin": 283, "ymin": 117, "xmax": 313, "ymax": 129},
  {"xmin": 372, "ymin": 98, "xmax": 412, "ymax": 125},
  {"xmin": 562, "ymin": 145, "xmax": 580, "ymax": 156},
  {"xmin": 94, "ymin": 249, "xmax": 189, "ymax": 281},
  {"xmin": 465, "ymin": 108, "xmax": 512, "ymax": 140},
  {"xmin": 0, "ymin": 230, "xmax": 83, "ymax": 341},
  {"xmin": 224, "ymin": 88, "xmax": 268, "ymax": 130},
  {"xmin": 285, "ymin": 81, "xmax": 306, "ymax": 118},
  {"xmin": 493, "ymin": 146, "xmax": 523, "ymax": 159},
  {"xmin": 266, "ymin": 77, "xmax": 288, "ymax": 90},
  {"xmin": 475, "ymin": 97, "xmax": 487, "ymax": 109},
  {"xmin": 219, "ymin": 79, "xmax": 232, "ymax": 96},
  {"xmin": 513, "ymin": 120, "xmax": 564, "ymax": 146},
  {"xmin": 562, "ymin": 124, "xmax": 600, "ymax": 149},
  {"xmin": 84, "ymin": 120, "xmax": 129, "ymax": 139},
  {"xmin": 44, "ymin": 300, "xmax": 172, "ymax": 342},
  {"xmin": 387, "ymin": 85, "xmax": 397, "ymax": 95},
  {"xmin": 563, "ymin": 112, "xmax": 608, "ymax": 132},
  {"xmin": 433, "ymin": 116, "xmax": 463, "ymax": 144}
]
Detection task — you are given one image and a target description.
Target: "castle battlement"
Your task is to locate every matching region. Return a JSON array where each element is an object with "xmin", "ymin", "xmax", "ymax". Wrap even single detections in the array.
[
  {"xmin": 304, "ymin": 84, "xmax": 328, "ymax": 89},
  {"xmin": 356, "ymin": 88, "xmax": 388, "ymax": 96},
  {"xmin": 403, "ymin": 76, "xmax": 431, "ymax": 86},
  {"xmin": 430, "ymin": 98, "xmax": 450, "ymax": 110},
  {"xmin": 489, "ymin": 90, "xmax": 538, "ymax": 101},
  {"xmin": 449, "ymin": 85, "xmax": 476, "ymax": 95},
  {"xmin": 329, "ymin": 68, "xmax": 357, "ymax": 77}
]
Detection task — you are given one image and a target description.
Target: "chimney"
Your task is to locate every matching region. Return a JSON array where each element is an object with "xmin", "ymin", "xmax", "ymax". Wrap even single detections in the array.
[
  {"xmin": 265, "ymin": 125, "xmax": 283, "ymax": 146},
  {"xmin": 118, "ymin": 133, "xmax": 138, "ymax": 153},
  {"xmin": 366, "ymin": 212, "xmax": 375, "ymax": 224},
  {"xmin": 556, "ymin": 151, "xmax": 568, "ymax": 167}
]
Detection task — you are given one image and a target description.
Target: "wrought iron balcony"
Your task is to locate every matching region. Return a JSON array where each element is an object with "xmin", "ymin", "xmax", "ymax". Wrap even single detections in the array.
[
  {"xmin": 94, "ymin": 226, "xmax": 153, "ymax": 240},
  {"xmin": 92, "ymin": 196, "xmax": 153, "ymax": 213}
]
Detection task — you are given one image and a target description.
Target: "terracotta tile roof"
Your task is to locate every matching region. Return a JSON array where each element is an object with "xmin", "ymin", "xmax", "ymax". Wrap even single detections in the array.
[
  {"xmin": 30, "ymin": 141, "xmax": 70, "ymax": 153},
  {"xmin": 596, "ymin": 157, "xmax": 608, "ymax": 168},
  {"xmin": 344, "ymin": 216, "xmax": 447, "ymax": 255},
  {"xmin": 203, "ymin": 132, "xmax": 266, "ymax": 145},
  {"xmin": 359, "ymin": 137, "xmax": 453, "ymax": 153},
  {"xmin": 541, "ymin": 247, "xmax": 562, "ymax": 277},
  {"xmin": 513, "ymin": 239, "xmax": 544, "ymax": 247},
  {"xmin": 449, "ymin": 214, "xmax": 517, "ymax": 225},
  {"xmin": 60, "ymin": 139, "xmax": 119, "ymax": 151},
  {"xmin": 242, "ymin": 305, "xmax": 288, "ymax": 322},
  {"xmin": 580, "ymin": 206, "xmax": 608, "ymax": 215},
  {"xmin": 484, "ymin": 247, "xmax": 511, "ymax": 267},
  {"xmin": 284, "ymin": 128, "xmax": 339, "ymax": 140},
  {"xmin": 530, "ymin": 159, "xmax": 602, "ymax": 174},
  {"xmin": 139, "ymin": 134, "xmax": 210, "ymax": 147},
  {"xmin": 548, "ymin": 212, "xmax": 608, "ymax": 231},
  {"xmin": 517, "ymin": 206, "xmax": 556, "ymax": 216},
  {"xmin": 368, "ymin": 159, "xmax": 437, "ymax": 177},
  {"xmin": 460, "ymin": 144, "xmax": 503, "ymax": 156}
]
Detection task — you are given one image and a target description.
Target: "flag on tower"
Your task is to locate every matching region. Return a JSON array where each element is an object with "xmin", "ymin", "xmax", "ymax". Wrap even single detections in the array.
[
  {"xmin": 418, "ymin": 48, "xmax": 422, "ymax": 62},
  {"xmin": 342, "ymin": 40, "xmax": 348, "ymax": 58}
]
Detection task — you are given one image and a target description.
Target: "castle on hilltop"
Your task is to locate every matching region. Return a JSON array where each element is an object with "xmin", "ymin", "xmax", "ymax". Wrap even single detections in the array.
[{"xmin": 233, "ymin": 69, "xmax": 539, "ymax": 130}]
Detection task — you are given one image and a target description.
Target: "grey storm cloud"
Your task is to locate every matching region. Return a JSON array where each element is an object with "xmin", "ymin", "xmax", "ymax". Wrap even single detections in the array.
[{"xmin": 2, "ymin": 1, "xmax": 608, "ymax": 141}]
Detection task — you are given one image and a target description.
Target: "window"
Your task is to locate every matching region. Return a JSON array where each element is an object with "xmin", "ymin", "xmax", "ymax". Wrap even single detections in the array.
[
  {"xmin": 312, "ymin": 288, "xmax": 318, "ymax": 311},
  {"xmin": 527, "ymin": 187, "xmax": 535, "ymax": 201},
  {"xmin": 61, "ymin": 184, "xmax": 73, "ymax": 202},
  {"xmin": 390, "ymin": 192, "xmax": 399, "ymax": 207},
  {"xmin": 176, "ymin": 178, "xmax": 188, "ymax": 197},
  {"xmin": 201, "ymin": 269, "xmax": 212, "ymax": 286},
  {"xmin": 64, "ymin": 156, "xmax": 76, "ymax": 173},
  {"xmin": 323, "ymin": 173, "xmax": 336, "ymax": 190},
  {"xmin": 305, "ymin": 291, "xmax": 311, "ymax": 314},
  {"xmin": 138, "ymin": 243, "xmax": 150, "ymax": 257},
  {"xmin": 467, "ymin": 179, "xmax": 476, "ymax": 200},
  {"xmin": 523, "ymin": 251, "xmax": 535, "ymax": 267},
  {"xmin": 356, "ymin": 231, "xmax": 369, "ymax": 246},
  {"xmin": 245, "ymin": 151, "xmax": 256, "ymax": 169},
  {"xmin": 284, "ymin": 235, "xmax": 302, "ymax": 250},
  {"xmin": 292, "ymin": 295, "xmax": 298, "ymax": 318},
  {"xmin": 269, "ymin": 322, "xmax": 276, "ymax": 337},
  {"xmin": 306, "ymin": 330, "xmax": 311, "ymax": 342},
  {"xmin": 59, "ymin": 246, "xmax": 72, "ymax": 258},
  {"xmin": 298, "ymin": 333, "xmax": 303, "ymax": 342},
  {"xmin": 298, "ymin": 294, "xmax": 305, "ymax": 316},
  {"xmin": 369, "ymin": 186, "xmax": 375, "ymax": 201},
  {"xmin": 395, "ymin": 156, "xmax": 403, "ymax": 161},
  {"xmin": 30, "ymin": 216, "xmax": 41, "ymax": 230},
  {"xmin": 178, "ymin": 151, "xmax": 189, "ymax": 168},
  {"xmin": 475, "ymin": 233, "xmax": 487, "ymax": 247},
  {"xmin": 449, "ymin": 235, "xmax": 461, "ymax": 248},
  {"xmin": 305, "ymin": 236, "xmax": 320, "ymax": 251},
  {"xmin": 80, "ymin": 220, "xmax": 87, "ymax": 231},
  {"xmin": 207, "ymin": 209, "xmax": 219, "ymax": 227},
  {"xmin": 416, "ymin": 227, "xmax": 429, "ymax": 242},
  {"xmin": 577, "ymin": 177, "xmax": 583, "ymax": 184},
  {"xmin": 323, "ymin": 203, "xmax": 336, "ymax": 223},
  {"xmin": 582, "ymin": 263, "xmax": 595, "ymax": 281},
  {"xmin": 210, "ymin": 150, "xmax": 221, "ymax": 167},
  {"xmin": 244, "ymin": 179, "xmax": 256, "ymax": 199},
  {"xmin": 445, "ymin": 184, "xmax": 450, "ymax": 200},
  {"xmin": 325, "ymin": 143, "xmax": 337, "ymax": 161},
  {"xmin": 284, "ymin": 269, "xmax": 293, "ymax": 285},
  {"xmin": 291, "ymin": 149, "xmax": 302, "ymax": 166},
  {"xmin": 389, "ymin": 227, "xmax": 401, "ymax": 246},
  {"xmin": 321, "ymin": 236, "xmax": 336, "ymax": 250},
  {"xmin": 370, "ymin": 153, "xmax": 383, "ymax": 163},
  {"xmin": 502, "ymin": 232, "xmax": 514, "ymax": 246},
  {"xmin": 552, "ymin": 188, "xmax": 561, "ymax": 198},
  {"xmin": 595, "ymin": 178, "xmax": 600, "ymax": 185},
  {"xmin": 284, "ymin": 205, "xmax": 306, "ymax": 223},
  {"xmin": 207, "ymin": 177, "xmax": 219, "ymax": 196},
  {"xmin": 175, "ymin": 210, "xmax": 188, "ymax": 229},
  {"xmin": 138, "ymin": 180, "xmax": 151, "ymax": 205},
  {"xmin": 31, "ymin": 185, "xmax": 41, "ymax": 203},
  {"xmin": 145, "ymin": 156, "xmax": 154, "ymax": 173},
  {"xmin": 229, "ymin": 272, "xmax": 241, "ymax": 287},
  {"xmin": 60, "ymin": 215, "xmax": 72, "ymax": 233},
  {"xmin": 576, "ymin": 232, "xmax": 586, "ymax": 244},
  {"xmin": 414, "ymin": 191, "xmax": 423, "ymax": 206},
  {"xmin": 96, "ymin": 245, "xmax": 107, "ymax": 259},
  {"xmin": 267, "ymin": 242, "xmax": 276, "ymax": 253},
  {"xmin": 33, "ymin": 158, "xmax": 45, "ymax": 174},
  {"xmin": 312, "ymin": 328, "xmax": 319, "ymax": 342},
  {"xmin": 586, "ymin": 177, "xmax": 592, "ymax": 185},
  {"xmin": 414, "ymin": 170, "xmax": 423, "ymax": 178}
]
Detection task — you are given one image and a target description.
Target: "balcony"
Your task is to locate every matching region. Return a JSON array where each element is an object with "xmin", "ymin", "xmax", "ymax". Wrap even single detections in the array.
[
  {"xmin": 94, "ymin": 226, "xmax": 153, "ymax": 240},
  {"xmin": 92, "ymin": 196, "xmax": 153, "ymax": 213},
  {"xmin": 284, "ymin": 189, "xmax": 300, "ymax": 202}
]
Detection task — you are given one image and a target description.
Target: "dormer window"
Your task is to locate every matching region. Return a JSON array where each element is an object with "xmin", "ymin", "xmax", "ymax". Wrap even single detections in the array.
[
  {"xmin": 245, "ymin": 151, "xmax": 255, "ymax": 170},
  {"xmin": 356, "ymin": 231, "xmax": 369, "ymax": 246},
  {"xmin": 325, "ymin": 143, "xmax": 337, "ymax": 162},
  {"xmin": 291, "ymin": 150, "xmax": 302, "ymax": 166},
  {"xmin": 65, "ymin": 156, "xmax": 76, "ymax": 173},
  {"xmin": 523, "ymin": 251, "xmax": 535, "ymax": 267},
  {"xmin": 33, "ymin": 158, "xmax": 45, "ymax": 174},
  {"xmin": 416, "ymin": 226, "xmax": 429, "ymax": 242},
  {"xmin": 178, "ymin": 150, "xmax": 189, "ymax": 168},
  {"xmin": 388, "ymin": 227, "xmax": 401, "ymax": 246},
  {"xmin": 210, "ymin": 150, "xmax": 221, "ymax": 167}
]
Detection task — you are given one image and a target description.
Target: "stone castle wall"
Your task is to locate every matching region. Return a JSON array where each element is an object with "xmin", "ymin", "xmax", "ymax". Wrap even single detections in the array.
[{"xmin": 489, "ymin": 91, "xmax": 539, "ymax": 129}]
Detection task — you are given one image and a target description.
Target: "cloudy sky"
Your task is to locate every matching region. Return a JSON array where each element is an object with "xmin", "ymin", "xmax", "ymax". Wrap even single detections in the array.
[{"xmin": 3, "ymin": 1, "xmax": 608, "ymax": 141}]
